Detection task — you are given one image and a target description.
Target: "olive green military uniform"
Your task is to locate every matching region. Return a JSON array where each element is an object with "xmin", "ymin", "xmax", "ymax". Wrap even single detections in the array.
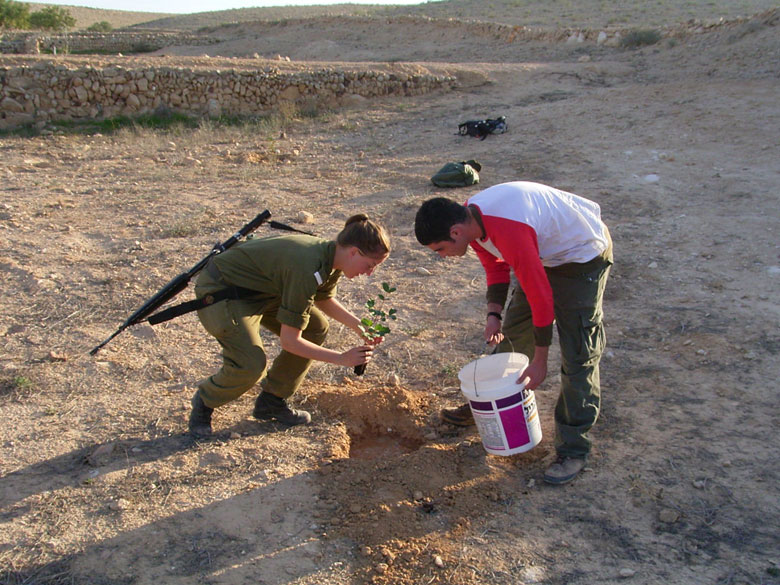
[{"xmin": 194, "ymin": 234, "xmax": 341, "ymax": 408}]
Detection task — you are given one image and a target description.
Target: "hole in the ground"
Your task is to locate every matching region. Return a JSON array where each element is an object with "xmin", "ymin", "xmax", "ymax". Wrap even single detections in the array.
[
  {"xmin": 310, "ymin": 383, "xmax": 432, "ymax": 461},
  {"xmin": 348, "ymin": 429, "xmax": 423, "ymax": 460}
]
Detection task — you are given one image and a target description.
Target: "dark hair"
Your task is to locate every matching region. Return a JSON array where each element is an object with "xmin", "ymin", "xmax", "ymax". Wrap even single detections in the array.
[
  {"xmin": 414, "ymin": 197, "xmax": 468, "ymax": 245},
  {"xmin": 337, "ymin": 214, "xmax": 391, "ymax": 258}
]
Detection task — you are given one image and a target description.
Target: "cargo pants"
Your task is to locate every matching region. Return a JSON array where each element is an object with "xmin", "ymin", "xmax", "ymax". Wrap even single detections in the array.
[
  {"xmin": 194, "ymin": 273, "xmax": 328, "ymax": 409},
  {"xmin": 496, "ymin": 245, "xmax": 613, "ymax": 459}
]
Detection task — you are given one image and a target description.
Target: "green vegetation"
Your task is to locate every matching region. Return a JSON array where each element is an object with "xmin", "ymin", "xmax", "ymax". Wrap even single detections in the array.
[
  {"xmin": 1, "ymin": 0, "xmax": 74, "ymax": 30},
  {"xmin": 13, "ymin": 375, "xmax": 32, "ymax": 389},
  {"xmin": 29, "ymin": 5, "xmax": 75, "ymax": 30},
  {"xmin": 620, "ymin": 28, "xmax": 663, "ymax": 48},
  {"xmin": 358, "ymin": 282, "xmax": 398, "ymax": 341},
  {"xmin": 87, "ymin": 20, "xmax": 113, "ymax": 32},
  {"xmin": 0, "ymin": 0, "xmax": 30, "ymax": 28}
]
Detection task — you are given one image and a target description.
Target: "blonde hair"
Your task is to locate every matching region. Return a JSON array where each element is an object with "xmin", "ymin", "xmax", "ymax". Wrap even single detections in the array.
[{"xmin": 337, "ymin": 214, "xmax": 391, "ymax": 258}]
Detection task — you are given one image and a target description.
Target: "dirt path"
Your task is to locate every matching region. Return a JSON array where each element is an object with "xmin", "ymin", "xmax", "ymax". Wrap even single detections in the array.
[{"xmin": 1, "ymin": 8, "xmax": 779, "ymax": 585}]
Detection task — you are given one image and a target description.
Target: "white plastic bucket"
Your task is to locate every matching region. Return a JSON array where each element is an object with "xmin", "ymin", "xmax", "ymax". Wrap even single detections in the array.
[{"xmin": 457, "ymin": 352, "xmax": 542, "ymax": 456}]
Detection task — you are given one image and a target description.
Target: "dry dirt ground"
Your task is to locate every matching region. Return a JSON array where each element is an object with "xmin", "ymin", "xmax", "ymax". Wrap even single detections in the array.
[{"xmin": 1, "ymin": 5, "xmax": 779, "ymax": 585}]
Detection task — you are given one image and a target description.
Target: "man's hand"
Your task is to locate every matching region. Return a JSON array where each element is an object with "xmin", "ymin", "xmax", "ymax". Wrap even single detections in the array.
[
  {"xmin": 518, "ymin": 347, "xmax": 548, "ymax": 389},
  {"xmin": 484, "ymin": 313, "xmax": 504, "ymax": 345}
]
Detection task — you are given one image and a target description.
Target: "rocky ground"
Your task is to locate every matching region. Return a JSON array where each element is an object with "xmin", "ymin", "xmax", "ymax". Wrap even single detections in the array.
[{"xmin": 1, "ymin": 3, "xmax": 779, "ymax": 585}]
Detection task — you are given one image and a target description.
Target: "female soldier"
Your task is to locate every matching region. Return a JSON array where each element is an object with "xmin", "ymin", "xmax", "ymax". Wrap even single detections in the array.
[{"xmin": 188, "ymin": 214, "xmax": 390, "ymax": 437}]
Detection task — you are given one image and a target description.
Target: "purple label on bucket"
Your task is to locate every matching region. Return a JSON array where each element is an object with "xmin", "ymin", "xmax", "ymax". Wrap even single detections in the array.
[
  {"xmin": 495, "ymin": 391, "xmax": 524, "ymax": 409},
  {"xmin": 500, "ymin": 407, "xmax": 530, "ymax": 449},
  {"xmin": 469, "ymin": 399, "xmax": 493, "ymax": 412}
]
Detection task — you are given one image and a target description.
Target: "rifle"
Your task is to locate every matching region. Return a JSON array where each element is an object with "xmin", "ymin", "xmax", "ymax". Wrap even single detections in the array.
[{"xmin": 90, "ymin": 210, "xmax": 273, "ymax": 355}]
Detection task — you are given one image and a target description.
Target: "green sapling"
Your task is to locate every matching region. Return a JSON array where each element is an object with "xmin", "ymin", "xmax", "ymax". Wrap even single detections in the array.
[{"xmin": 355, "ymin": 282, "xmax": 397, "ymax": 375}]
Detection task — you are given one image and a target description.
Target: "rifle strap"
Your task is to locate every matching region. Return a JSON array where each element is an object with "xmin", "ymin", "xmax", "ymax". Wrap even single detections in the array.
[{"xmin": 147, "ymin": 286, "xmax": 260, "ymax": 325}]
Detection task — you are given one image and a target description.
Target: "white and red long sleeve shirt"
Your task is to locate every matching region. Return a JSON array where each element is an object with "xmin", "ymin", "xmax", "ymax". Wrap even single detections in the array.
[{"xmin": 467, "ymin": 181, "xmax": 610, "ymax": 344}]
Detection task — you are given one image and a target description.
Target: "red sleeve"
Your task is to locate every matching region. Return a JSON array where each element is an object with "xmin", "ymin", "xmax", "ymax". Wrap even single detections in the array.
[{"xmin": 474, "ymin": 217, "xmax": 554, "ymax": 329}]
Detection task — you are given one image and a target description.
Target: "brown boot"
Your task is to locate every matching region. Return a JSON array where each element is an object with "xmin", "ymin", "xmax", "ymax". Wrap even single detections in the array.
[
  {"xmin": 188, "ymin": 391, "xmax": 213, "ymax": 438},
  {"xmin": 253, "ymin": 392, "xmax": 311, "ymax": 426},
  {"xmin": 441, "ymin": 403, "xmax": 475, "ymax": 426}
]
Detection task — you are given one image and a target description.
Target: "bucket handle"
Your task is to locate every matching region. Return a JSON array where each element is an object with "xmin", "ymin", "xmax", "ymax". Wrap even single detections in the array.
[{"xmin": 473, "ymin": 337, "xmax": 517, "ymax": 398}]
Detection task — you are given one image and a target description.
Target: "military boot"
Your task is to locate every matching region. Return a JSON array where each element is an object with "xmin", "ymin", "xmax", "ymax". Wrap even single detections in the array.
[
  {"xmin": 253, "ymin": 391, "xmax": 311, "ymax": 426},
  {"xmin": 188, "ymin": 391, "xmax": 213, "ymax": 438}
]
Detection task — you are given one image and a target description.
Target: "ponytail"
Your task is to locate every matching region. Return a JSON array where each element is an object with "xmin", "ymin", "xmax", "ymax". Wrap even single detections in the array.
[{"xmin": 337, "ymin": 214, "xmax": 391, "ymax": 258}]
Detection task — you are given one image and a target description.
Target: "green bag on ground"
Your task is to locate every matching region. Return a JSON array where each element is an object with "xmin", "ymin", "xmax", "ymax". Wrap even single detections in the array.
[{"xmin": 430, "ymin": 160, "xmax": 482, "ymax": 188}]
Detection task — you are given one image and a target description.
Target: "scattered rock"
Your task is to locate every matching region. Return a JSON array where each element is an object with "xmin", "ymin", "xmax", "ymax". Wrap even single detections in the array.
[
  {"xmin": 415, "ymin": 267, "xmax": 432, "ymax": 276},
  {"xmin": 108, "ymin": 498, "xmax": 129, "ymax": 511},
  {"xmin": 433, "ymin": 554, "xmax": 444, "ymax": 568},
  {"xmin": 86, "ymin": 442, "xmax": 115, "ymax": 466},
  {"xmin": 297, "ymin": 211, "xmax": 314, "ymax": 224},
  {"xmin": 659, "ymin": 508, "xmax": 680, "ymax": 524},
  {"xmin": 619, "ymin": 568, "xmax": 636, "ymax": 578}
]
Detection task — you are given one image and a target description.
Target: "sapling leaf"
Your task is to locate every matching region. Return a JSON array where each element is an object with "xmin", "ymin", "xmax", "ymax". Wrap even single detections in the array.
[{"xmin": 355, "ymin": 281, "xmax": 398, "ymax": 376}]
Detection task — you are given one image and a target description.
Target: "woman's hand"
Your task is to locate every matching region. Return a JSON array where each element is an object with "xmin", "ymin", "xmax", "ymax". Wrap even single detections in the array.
[{"xmin": 340, "ymin": 345, "xmax": 374, "ymax": 367}]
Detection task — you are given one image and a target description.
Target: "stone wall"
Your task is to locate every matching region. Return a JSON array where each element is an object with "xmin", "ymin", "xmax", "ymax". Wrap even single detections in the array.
[
  {"xmin": 0, "ymin": 61, "xmax": 456, "ymax": 129},
  {"xmin": 0, "ymin": 31, "xmax": 216, "ymax": 55}
]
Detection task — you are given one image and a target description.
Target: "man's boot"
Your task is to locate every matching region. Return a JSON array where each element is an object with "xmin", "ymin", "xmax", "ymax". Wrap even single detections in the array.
[
  {"xmin": 441, "ymin": 402, "xmax": 475, "ymax": 426},
  {"xmin": 188, "ymin": 391, "xmax": 213, "ymax": 438},
  {"xmin": 253, "ymin": 391, "xmax": 311, "ymax": 426}
]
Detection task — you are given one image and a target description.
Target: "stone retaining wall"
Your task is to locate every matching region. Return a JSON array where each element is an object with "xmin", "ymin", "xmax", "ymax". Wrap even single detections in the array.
[
  {"xmin": 0, "ymin": 61, "xmax": 456, "ymax": 129},
  {"xmin": 0, "ymin": 31, "xmax": 215, "ymax": 55}
]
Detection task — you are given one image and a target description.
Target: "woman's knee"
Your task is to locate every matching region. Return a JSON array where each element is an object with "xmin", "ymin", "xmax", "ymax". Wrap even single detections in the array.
[{"xmin": 222, "ymin": 347, "xmax": 267, "ymax": 384}]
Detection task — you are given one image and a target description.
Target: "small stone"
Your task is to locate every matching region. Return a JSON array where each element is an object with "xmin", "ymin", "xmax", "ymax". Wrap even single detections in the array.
[
  {"xmin": 648, "ymin": 261, "xmax": 658, "ymax": 269},
  {"xmin": 415, "ymin": 267, "xmax": 432, "ymax": 276},
  {"xmin": 659, "ymin": 508, "xmax": 679, "ymax": 523},
  {"xmin": 349, "ymin": 503, "xmax": 362, "ymax": 514},
  {"xmin": 619, "ymin": 568, "xmax": 636, "ymax": 578},
  {"xmin": 375, "ymin": 562, "xmax": 389, "ymax": 574},
  {"xmin": 433, "ymin": 555, "xmax": 444, "ymax": 568},
  {"xmin": 692, "ymin": 479, "xmax": 706, "ymax": 489},
  {"xmin": 527, "ymin": 478, "xmax": 536, "ymax": 488},
  {"xmin": 413, "ymin": 491, "xmax": 424, "ymax": 501},
  {"xmin": 297, "ymin": 211, "xmax": 314, "ymax": 224},
  {"xmin": 229, "ymin": 432, "xmax": 241, "ymax": 440},
  {"xmin": 48, "ymin": 351, "xmax": 67, "ymax": 362},
  {"xmin": 86, "ymin": 442, "xmax": 115, "ymax": 466},
  {"xmin": 108, "ymin": 498, "xmax": 129, "ymax": 511}
]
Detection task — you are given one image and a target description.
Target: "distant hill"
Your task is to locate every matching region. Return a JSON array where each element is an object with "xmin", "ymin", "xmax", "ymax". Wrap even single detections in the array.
[{"xmin": 24, "ymin": 0, "xmax": 780, "ymax": 32}]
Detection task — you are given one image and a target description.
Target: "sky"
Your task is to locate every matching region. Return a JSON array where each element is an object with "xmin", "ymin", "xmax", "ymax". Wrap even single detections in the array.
[{"xmin": 30, "ymin": 0, "xmax": 428, "ymax": 16}]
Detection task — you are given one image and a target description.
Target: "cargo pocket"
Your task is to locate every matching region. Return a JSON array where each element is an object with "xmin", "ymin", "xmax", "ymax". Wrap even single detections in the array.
[
  {"xmin": 198, "ymin": 298, "xmax": 237, "ymax": 338},
  {"xmin": 576, "ymin": 310, "xmax": 605, "ymax": 366}
]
